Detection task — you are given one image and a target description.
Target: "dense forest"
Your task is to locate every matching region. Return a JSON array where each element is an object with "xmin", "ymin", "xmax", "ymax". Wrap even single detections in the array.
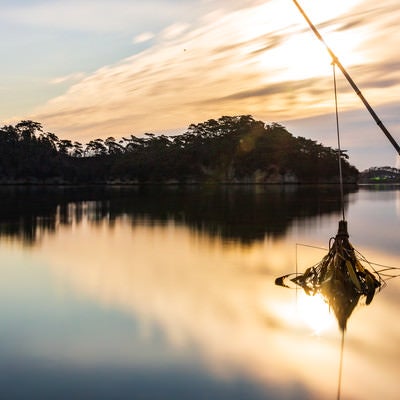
[{"xmin": 0, "ymin": 115, "xmax": 358, "ymax": 184}]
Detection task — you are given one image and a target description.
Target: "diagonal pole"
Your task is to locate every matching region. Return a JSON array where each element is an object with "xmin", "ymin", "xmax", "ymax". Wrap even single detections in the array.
[{"xmin": 292, "ymin": 0, "xmax": 400, "ymax": 155}]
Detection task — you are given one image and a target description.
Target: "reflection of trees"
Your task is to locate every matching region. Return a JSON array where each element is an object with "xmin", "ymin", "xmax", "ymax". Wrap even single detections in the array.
[{"xmin": 0, "ymin": 185, "xmax": 357, "ymax": 245}]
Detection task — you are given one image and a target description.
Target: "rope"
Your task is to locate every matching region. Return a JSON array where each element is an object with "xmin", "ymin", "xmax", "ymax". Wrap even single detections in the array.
[
  {"xmin": 333, "ymin": 63, "xmax": 345, "ymax": 221},
  {"xmin": 337, "ymin": 330, "xmax": 345, "ymax": 400}
]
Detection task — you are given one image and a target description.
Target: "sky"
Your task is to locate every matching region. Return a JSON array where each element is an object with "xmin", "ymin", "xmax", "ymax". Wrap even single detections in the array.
[{"xmin": 1, "ymin": 0, "xmax": 400, "ymax": 170}]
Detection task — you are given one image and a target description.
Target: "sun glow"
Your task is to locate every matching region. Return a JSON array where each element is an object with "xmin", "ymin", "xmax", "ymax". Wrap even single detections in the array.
[
  {"xmin": 264, "ymin": 27, "xmax": 367, "ymax": 83},
  {"xmin": 269, "ymin": 291, "xmax": 336, "ymax": 335},
  {"xmin": 255, "ymin": 0, "xmax": 369, "ymax": 83},
  {"xmin": 297, "ymin": 292, "xmax": 336, "ymax": 334}
]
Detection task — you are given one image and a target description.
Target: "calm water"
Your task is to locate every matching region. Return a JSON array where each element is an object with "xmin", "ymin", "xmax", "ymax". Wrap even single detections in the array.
[{"xmin": 0, "ymin": 185, "xmax": 399, "ymax": 400}]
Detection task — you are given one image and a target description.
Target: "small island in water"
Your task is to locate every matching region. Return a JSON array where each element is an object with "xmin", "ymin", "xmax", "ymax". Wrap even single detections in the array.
[{"xmin": 0, "ymin": 115, "xmax": 361, "ymax": 185}]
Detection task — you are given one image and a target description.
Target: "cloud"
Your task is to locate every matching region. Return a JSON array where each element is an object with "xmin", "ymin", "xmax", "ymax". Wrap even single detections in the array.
[
  {"xmin": 24, "ymin": 2, "xmax": 313, "ymax": 136},
  {"xmin": 133, "ymin": 32, "xmax": 155, "ymax": 44},
  {"xmin": 220, "ymin": 77, "xmax": 329, "ymax": 101},
  {"xmin": 0, "ymin": 0, "xmax": 196, "ymax": 33},
  {"xmin": 49, "ymin": 72, "xmax": 87, "ymax": 85},
  {"xmin": 160, "ymin": 22, "xmax": 190, "ymax": 40},
  {"xmin": 0, "ymin": 0, "xmax": 264, "ymax": 34}
]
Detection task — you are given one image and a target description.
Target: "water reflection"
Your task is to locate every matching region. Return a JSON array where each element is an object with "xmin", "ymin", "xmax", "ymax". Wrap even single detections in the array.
[
  {"xmin": 0, "ymin": 185, "xmax": 356, "ymax": 244},
  {"xmin": 0, "ymin": 185, "xmax": 399, "ymax": 400}
]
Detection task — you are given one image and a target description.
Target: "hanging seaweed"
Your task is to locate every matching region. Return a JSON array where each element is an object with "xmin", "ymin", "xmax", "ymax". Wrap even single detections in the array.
[{"xmin": 276, "ymin": 220, "xmax": 383, "ymax": 331}]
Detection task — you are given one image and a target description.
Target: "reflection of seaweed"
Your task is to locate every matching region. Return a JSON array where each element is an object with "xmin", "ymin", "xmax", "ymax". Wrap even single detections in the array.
[{"xmin": 276, "ymin": 220, "xmax": 399, "ymax": 331}]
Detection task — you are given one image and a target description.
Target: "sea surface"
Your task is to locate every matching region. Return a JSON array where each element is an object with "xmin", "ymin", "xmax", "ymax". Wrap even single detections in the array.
[{"xmin": 0, "ymin": 184, "xmax": 399, "ymax": 400}]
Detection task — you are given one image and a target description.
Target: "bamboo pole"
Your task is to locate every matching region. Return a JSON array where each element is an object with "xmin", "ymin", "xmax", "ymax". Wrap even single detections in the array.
[{"xmin": 292, "ymin": 0, "xmax": 400, "ymax": 155}]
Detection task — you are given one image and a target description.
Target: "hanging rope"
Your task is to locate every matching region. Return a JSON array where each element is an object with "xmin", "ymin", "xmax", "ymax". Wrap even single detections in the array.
[
  {"xmin": 333, "ymin": 61, "xmax": 345, "ymax": 400},
  {"xmin": 337, "ymin": 330, "xmax": 345, "ymax": 400},
  {"xmin": 333, "ymin": 62, "xmax": 345, "ymax": 221}
]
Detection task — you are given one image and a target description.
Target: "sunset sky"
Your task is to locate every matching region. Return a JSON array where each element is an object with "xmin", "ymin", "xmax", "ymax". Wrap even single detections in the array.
[{"xmin": 1, "ymin": 0, "xmax": 400, "ymax": 169}]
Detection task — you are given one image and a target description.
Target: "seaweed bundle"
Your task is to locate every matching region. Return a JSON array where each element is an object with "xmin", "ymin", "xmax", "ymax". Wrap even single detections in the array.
[{"xmin": 276, "ymin": 220, "xmax": 382, "ymax": 331}]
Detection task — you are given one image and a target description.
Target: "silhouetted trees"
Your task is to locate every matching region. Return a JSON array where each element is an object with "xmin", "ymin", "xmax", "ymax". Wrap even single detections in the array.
[
  {"xmin": 359, "ymin": 166, "xmax": 400, "ymax": 183},
  {"xmin": 0, "ymin": 115, "xmax": 359, "ymax": 184}
]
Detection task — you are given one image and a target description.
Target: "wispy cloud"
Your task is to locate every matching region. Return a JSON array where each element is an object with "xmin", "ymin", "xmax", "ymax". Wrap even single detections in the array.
[
  {"xmin": 160, "ymin": 22, "xmax": 190, "ymax": 40},
  {"xmin": 49, "ymin": 72, "xmax": 86, "ymax": 85},
  {"xmin": 133, "ymin": 32, "xmax": 156, "ymax": 44},
  {"xmin": 0, "ymin": 0, "xmax": 262, "ymax": 34},
  {"xmin": 0, "ymin": 0, "xmax": 196, "ymax": 33}
]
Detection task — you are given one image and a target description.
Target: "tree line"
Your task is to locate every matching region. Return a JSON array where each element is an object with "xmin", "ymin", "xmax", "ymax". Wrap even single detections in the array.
[
  {"xmin": 0, "ymin": 115, "xmax": 359, "ymax": 184},
  {"xmin": 359, "ymin": 166, "xmax": 400, "ymax": 183}
]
